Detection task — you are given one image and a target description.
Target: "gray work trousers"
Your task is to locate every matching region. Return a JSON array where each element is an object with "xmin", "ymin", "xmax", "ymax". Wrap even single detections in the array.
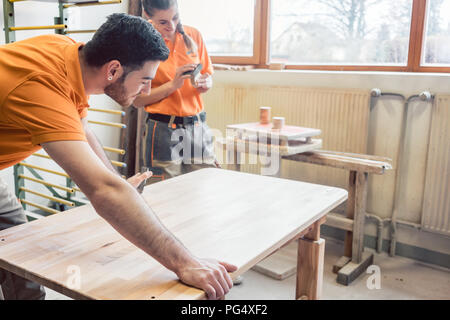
[
  {"xmin": 143, "ymin": 113, "xmax": 218, "ymax": 182},
  {"xmin": 0, "ymin": 176, "xmax": 46, "ymax": 300}
]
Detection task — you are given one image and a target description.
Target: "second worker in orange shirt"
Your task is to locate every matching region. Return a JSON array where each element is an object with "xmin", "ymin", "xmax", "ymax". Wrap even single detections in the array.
[{"xmin": 134, "ymin": 0, "xmax": 218, "ymax": 181}]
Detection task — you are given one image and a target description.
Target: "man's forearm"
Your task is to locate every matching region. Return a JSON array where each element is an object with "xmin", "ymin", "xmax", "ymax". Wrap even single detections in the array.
[
  {"xmin": 89, "ymin": 174, "xmax": 195, "ymax": 274},
  {"xmin": 84, "ymin": 126, "xmax": 119, "ymax": 175},
  {"xmin": 42, "ymin": 140, "xmax": 235, "ymax": 299}
]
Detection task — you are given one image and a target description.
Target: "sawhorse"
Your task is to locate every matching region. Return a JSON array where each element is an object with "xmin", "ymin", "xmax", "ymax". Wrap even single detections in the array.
[{"xmin": 283, "ymin": 151, "xmax": 392, "ymax": 285}]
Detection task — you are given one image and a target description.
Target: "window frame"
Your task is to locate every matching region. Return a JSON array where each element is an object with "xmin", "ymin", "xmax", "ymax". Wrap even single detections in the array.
[{"xmin": 209, "ymin": 0, "xmax": 450, "ymax": 73}]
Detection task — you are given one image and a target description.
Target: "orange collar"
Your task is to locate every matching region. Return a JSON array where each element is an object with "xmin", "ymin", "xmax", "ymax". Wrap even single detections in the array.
[{"xmin": 64, "ymin": 42, "xmax": 89, "ymax": 107}]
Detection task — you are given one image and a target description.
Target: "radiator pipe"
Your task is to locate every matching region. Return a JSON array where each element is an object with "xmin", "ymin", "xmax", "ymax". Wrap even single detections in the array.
[
  {"xmin": 364, "ymin": 213, "xmax": 421, "ymax": 254},
  {"xmin": 365, "ymin": 214, "xmax": 390, "ymax": 253},
  {"xmin": 370, "ymin": 90, "xmax": 433, "ymax": 257},
  {"xmin": 390, "ymin": 93, "xmax": 434, "ymax": 257}
]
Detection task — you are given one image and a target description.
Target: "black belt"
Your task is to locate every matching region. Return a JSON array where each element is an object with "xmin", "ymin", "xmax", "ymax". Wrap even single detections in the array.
[{"xmin": 147, "ymin": 112, "xmax": 206, "ymax": 125}]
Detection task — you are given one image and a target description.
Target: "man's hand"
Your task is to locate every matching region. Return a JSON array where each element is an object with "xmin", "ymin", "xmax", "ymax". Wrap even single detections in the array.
[
  {"xmin": 127, "ymin": 171, "xmax": 153, "ymax": 189},
  {"xmin": 176, "ymin": 258, "xmax": 238, "ymax": 300}
]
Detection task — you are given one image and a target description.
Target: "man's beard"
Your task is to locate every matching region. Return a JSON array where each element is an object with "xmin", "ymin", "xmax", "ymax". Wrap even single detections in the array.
[{"xmin": 104, "ymin": 74, "xmax": 133, "ymax": 107}]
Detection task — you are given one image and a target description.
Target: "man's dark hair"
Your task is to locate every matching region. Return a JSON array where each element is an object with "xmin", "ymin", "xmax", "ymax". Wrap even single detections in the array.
[{"xmin": 83, "ymin": 13, "xmax": 169, "ymax": 71}]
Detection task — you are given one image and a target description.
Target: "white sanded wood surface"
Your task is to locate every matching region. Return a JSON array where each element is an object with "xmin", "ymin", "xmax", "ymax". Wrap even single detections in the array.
[
  {"xmin": 227, "ymin": 122, "xmax": 321, "ymax": 140},
  {"xmin": 217, "ymin": 137, "xmax": 323, "ymax": 156},
  {"xmin": 0, "ymin": 169, "xmax": 347, "ymax": 300}
]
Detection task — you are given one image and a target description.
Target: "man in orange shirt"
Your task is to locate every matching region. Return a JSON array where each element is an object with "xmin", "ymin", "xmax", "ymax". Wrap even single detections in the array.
[{"xmin": 0, "ymin": 13, "xmax": 236, "ymax": 300}]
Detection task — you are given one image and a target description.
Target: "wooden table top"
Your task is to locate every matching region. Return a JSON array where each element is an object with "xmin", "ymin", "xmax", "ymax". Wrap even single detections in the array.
[{"xmin": 0, "ymin": 169, "xmax": 347, "ymax": 300}]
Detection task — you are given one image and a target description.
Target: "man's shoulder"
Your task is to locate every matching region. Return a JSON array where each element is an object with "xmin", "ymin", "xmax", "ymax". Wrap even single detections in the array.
[{"xmin": 19, "ymin": 34, "xmax": 77, "ymax": 46}]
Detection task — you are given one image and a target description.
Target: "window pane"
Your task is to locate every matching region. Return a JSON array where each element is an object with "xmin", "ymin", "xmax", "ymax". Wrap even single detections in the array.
[
  {"xmin": 270, "ymin": 0, "xmax": 413, "ymax": 65},
  {"xmin": 178, "ymin": 0, "xmax": 255, "ymax": 56},
  {"xmin": 423, "ymin": 0, "xmax": 450, "ymax": 66}
]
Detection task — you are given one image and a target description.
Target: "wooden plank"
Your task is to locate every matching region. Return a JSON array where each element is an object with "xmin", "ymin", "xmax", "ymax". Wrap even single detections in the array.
[
  {"xmin": 227, "ymin": 123, "xmax": 321, "ymax": 141},
  {"xmin": 0, "ymin": 169, "xmax": 347, "ymax": 300},
  {"xmin": 251, "ymin": 241, "xmax": 297, "ymax": 280},
  {"xmin": 216, "ymin": 137, "xmax": 322, "ymax": 157},
  {"xmin": 283, "ymin": 152, "xmax": 392, "ymax": 175},
  {"xmin": 332, "ymin": 256, "xmax": 351, "ymax": 274},
  {"xmin": 317, "ymin": 150, "xmax": 392, "ymax": 163},
  {"xmin": 252, "ymin": 216, "xmax": 326, "ymax": 280},
  {"xmin": 325, "ymin": 212, "xmax": 353, "ymax": 232}
]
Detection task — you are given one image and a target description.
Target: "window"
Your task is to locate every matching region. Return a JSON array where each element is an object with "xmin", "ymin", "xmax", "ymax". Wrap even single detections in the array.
[
  {"xmin": 180, "ymin": 0, "xmax": 449, "ymax": 72},
  {"xmin": 270, "ymin": 0, "xmax": 413, "ymax": 66},
  {"xmin": 422, "ymin": 0, "xmax": 450, "ymax": 66},
  {"xmin": 178, "ymin": 0, "xmax": 258, "ymax": 63}
]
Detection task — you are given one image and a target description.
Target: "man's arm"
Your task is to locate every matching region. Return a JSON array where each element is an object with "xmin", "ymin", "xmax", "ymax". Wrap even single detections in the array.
[
  {"xmin": 82, "ymin": 117, "xmax": 118, "ymax": 175},
  {"xmin": 82, "ymin": 118, "xmax": 150, "ymax": 189},
  {"xmin": 42, "ymin": 140, "xmax": 237, "ymax": 299}
]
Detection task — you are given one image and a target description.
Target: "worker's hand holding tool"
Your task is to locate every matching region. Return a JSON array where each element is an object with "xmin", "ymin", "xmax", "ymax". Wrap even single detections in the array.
[
  {"xmin": 127, "ymin": 170, "xmax": 153, "ymax": 190},
  {"xmin": 176, "ymin": 257, "xmax": 238, "ymax": 300},
  {"xmin": 194, "ymin": 73, "xmax": 213, "ymax": 93}
]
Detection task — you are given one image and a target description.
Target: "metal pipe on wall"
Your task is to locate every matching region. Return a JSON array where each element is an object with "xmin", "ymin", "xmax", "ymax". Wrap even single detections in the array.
[{"xmin": 370, "ymin": 89, "xmax": 434, "ymax": 257}]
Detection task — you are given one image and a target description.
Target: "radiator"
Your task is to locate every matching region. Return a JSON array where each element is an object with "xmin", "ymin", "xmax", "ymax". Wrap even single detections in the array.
[
  {"xmin": 204, "ymin": 85, "xmax": 370, "ymax": 189},
  {"xmin": 421, "ymin": 94, "xmax": 450, "ymax": 236}
]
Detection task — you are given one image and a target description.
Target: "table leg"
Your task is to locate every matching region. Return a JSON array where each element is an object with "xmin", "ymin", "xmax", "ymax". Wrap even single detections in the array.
[{"xmin": 296, "ymin": 221, "xmax": 325, "ymax": 300}]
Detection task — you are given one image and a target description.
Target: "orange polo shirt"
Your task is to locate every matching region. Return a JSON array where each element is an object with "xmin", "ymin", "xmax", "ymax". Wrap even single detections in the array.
[
  {"xmin": 145, "ymin": 24, "xmax": 213, "ymax": 117},
  {"xmin": 0, "ymin": 34, "xmax": 89, "ymax": 170}
]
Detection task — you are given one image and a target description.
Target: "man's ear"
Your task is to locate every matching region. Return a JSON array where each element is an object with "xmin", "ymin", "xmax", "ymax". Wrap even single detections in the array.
[{"xmin": 105, "ymin": 60, "xmax": 123, "ymax": 82}]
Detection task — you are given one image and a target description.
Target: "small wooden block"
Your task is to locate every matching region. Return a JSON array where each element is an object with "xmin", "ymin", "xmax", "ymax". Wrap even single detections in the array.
[
  {"xmin": 332, "ymin": 256, "xmax": 352, "ymax": 274},
  {"xmin": 337, "ymin": 252, "xmax": 374, "ymax": 286}
]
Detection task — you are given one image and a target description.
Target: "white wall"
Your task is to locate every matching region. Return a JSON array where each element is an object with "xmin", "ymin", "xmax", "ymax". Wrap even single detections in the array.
[{"xmin": 208, "ymin": 69, "xmax": 450, "ymax": 256}]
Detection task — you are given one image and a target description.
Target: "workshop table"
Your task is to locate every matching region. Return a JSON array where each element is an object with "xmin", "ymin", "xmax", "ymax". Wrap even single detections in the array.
[
  {"xmin": 217, "ymin": 137, "xmax": 392, "ymax": 285},
  {"xmin": 0, "ymin": 169, "xmax": 347, "ymax": 300}
]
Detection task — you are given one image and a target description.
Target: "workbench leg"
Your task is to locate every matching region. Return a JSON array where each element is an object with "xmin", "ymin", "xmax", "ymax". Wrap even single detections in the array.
[
  {"xmin": 344, "ymin": 171, "xmax": 357, "ymax": 258},
  {"xmin": 335, "ymin": 171, "xmax": 374, "ymax": 285},
  {"xmin": 296, "ymin": 222, "xmax": 325, "ymax": 300}
]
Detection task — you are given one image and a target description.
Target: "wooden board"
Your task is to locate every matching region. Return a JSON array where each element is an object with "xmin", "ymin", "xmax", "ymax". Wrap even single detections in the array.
[
  {"xmin": 251, "ymin": 241, "xmax": 298, "ymax": 280},
  {"xmin": 216, "ymin": 137, "xmax": 322, "ymax": 157},
  {"xmin": 0, "ymin": 169, "xmax": 347, "ymax": 300},
  {"xmin": 227, "ymin": 122, "xmax": 321, "ymax": 141}
]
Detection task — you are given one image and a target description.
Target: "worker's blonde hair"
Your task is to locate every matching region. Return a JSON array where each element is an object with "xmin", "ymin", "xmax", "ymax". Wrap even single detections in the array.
[{"xmin": 143, "ymin": 0, "xmax": 198, "ymax": 55}]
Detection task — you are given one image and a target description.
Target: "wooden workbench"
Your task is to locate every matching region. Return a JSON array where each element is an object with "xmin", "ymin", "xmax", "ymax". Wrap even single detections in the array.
[
  {"xmin": 0, "ymin": 169, "xmax": 347, "ymax": 300},
  {"xmin": 217, "ymin": 138, "xmax": 392, "ymax": 285}
]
